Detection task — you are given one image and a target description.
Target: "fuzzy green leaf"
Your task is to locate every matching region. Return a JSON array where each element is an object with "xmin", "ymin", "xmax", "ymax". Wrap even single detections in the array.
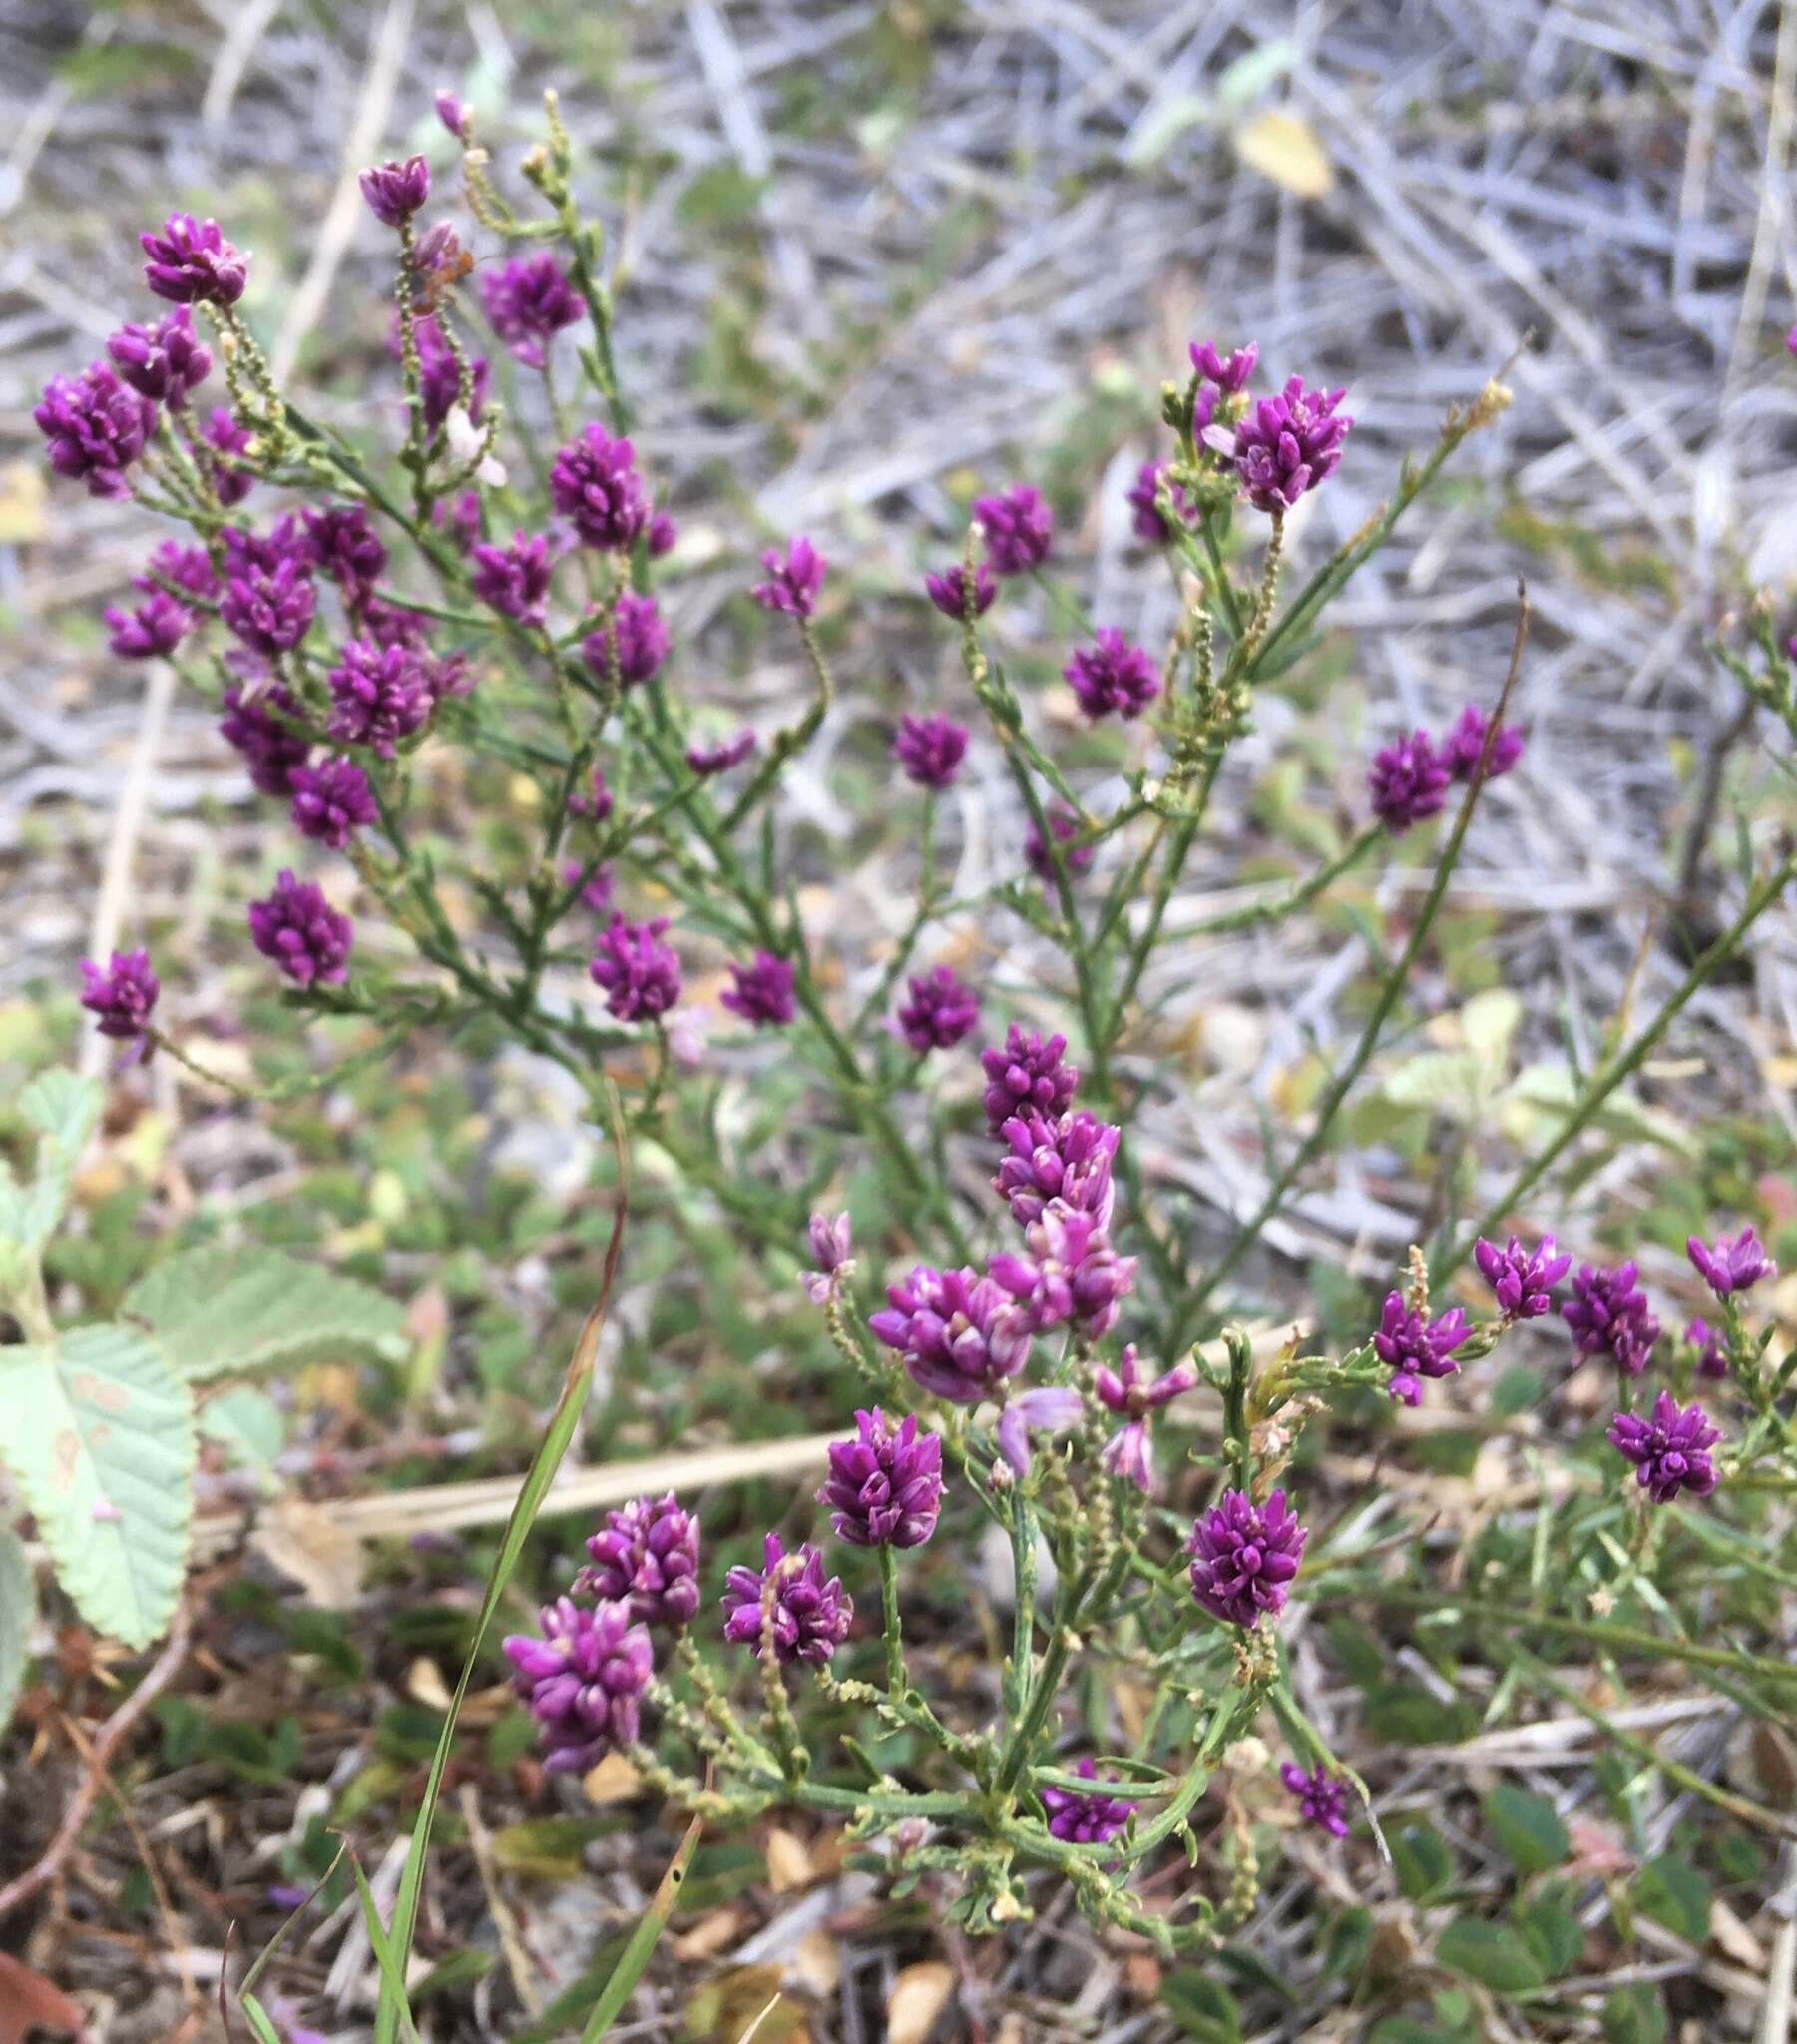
[
  {"xmin": 1435, "ymin": 1917, "xmax": 1547, "ymax": 1994},
  {"xmin": 1485, "ymin": 1783, "xmax": 1570, "ymax": 1874},
  {"xmin": 123, "ymin": 1245, "xmax": 408, "ymax": 1382},
  {"xmin": 4, "ymin": 1068, "xmax": 103, "ymax": 1250},
  {"xmin": 0, "ymin": 1324, "xmax": 194, "ymax": 1649},
  {"xmin": 0, "ymin": 1525, "xmax": 37, "ymax": 1734}
]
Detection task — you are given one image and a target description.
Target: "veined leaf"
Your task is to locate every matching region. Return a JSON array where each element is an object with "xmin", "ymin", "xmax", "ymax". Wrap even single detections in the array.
[
  {"xmin": 0, "ymin": 1324, "xmax": 194, "ymax": 1649},
  {"xmin": 5, "ymin": 1068, "xmax": 104, "ymax": 1250},
  {"xmin": 123, "ymin": 1245, "xmax": 408, "ymax": 1381},
  {"xmin": 0, "ymin": 1525, "xmax": 36, "ymax": 1734}
]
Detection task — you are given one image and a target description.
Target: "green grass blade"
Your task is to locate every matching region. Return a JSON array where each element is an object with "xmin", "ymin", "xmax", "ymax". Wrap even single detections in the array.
[{"xmin": 575, "ymin": 1809, "xmax": 703, "ymax": 2043}]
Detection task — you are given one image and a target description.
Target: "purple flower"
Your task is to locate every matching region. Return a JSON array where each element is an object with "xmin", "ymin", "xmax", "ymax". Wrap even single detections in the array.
[
  {"xmin": 1441, "ymin": 704, "xmax": 1524, "ymax": 783},
  {"xmin": 1564, "ymin": 1262, "xmax": 1660, "ymax": 1377},
  {"xmin": 1041, "ymin": 1759, "xmax": 1134, "ymax": 1844},
  {"xmin": 222, "ymin": 517, "xmax": 302, "ymax": 578},
  {"xmin": 818, "ymin": 1409, "xmax": 944, "ymax": 1548},
  {"xmin": 1232, "ymin": 375, "xmax": 1353, "ymax": 513},
  {"xmin": 222, "ymin": 560, "xmax": 316, "ymax": 658},
  {"xmin": 104, "ymin": 590, "xmax": 190, "ymax": 659},
  {"xmin": 995, "ymin": 1384, "xmax": 1087, "ymax": 1476},
  {"xmin": 106, "ymin": 307, "xmax": 211, "ymax": 407},
  {"xmin": 1025, "ymin": 805, "xmax": 1095, "ymax": 883},
  {"xmin": 411, "ymin": 221, "xmax": 467, "ymax": 283},
  {"xmin": 220, "ymin": 683, "xmax": 311, "ymax": 796},
  {"xmin": 300, "ymin": 503, "xmax": 387, "ymax": 598},
  {"xmin": 720, "ymin": 1533, "xmax": 852, "ymax": 1665},
  {"xmin": 1608, "ymin": 1391, "xmax": 1721, "ymax": 1504},
  {"xmin": 800, "ymin": 1211, "xmax": 854, "ymax": 1303},
  {"xmin": 472, "ymin": 530, "xmax": 553, "ymax": 625},
  {"xmin": 561, "ymin": 859, "xmax": 615, "ymax": 915},
  {"xmin": 582, "ymin": 1494, "xmax": 701, "ymax": 1630},
  {"xmin": 551, "ymin": 423, "xmax": 651, "ymax": 551},
  {"xmin": 1094, "ymin": 1344, "xmax": 1197, "ymax": 1494},
  {"xmin": 435, "ymin": 488, "xmax": 483, "ymax": 552},
  {"xmin": 925, "ymin": 562, "xmax": 998, "ymax": 620},
  {"xmin": 582, "ymin": 592, "xmax": 669, "ymax": 689},
  {"xmin": 1475, "ymin": 1234, "xmax": 1572, "ymax": 1321},
  {"xmin": 1686, "ymin": 1317, "xmax": 1729, "ymax": 1381},
  {"xmin": 1189, "ymin": 339, "xmax": 1259, "ymax": 394},
  {"xmin": 360, "ymin": 596, "xmax": 432, "ymax": 652},
  {"xmin": 980, "ymin": 1025, "xmax": 1078, "ymax": 1135},
  {"xmin": 204, "ymin": 406, "xmax": 256, "ymax": 506},
  {"xmin": 994, "ymin": 1110, "xmax": 1119, "ymax": 1228},
  {"xmin": 721, "ymin": 950, "xmax": 796, "ymax": 1029},
  {"xmin": 896, "ymin": 966, "xmax": 981, "ymax": 1053},
  {"xmin": 869, "ymin": 1263, "xmax": 1034, "ymax": 1403},
  {"xmin": 973, "ymin": 484, "xmax": 1054, "ymax": 576},
  {"xmin": 648, "ymin": 509, "xmax": 679, "ymax": 557},
  {"xmin": 34, "ymin": 362, "xmax": 155, "ymax": 499},
  {"xmin": 325, "ymin": 639, "xmax": 432, "ymax": 757},
  {"xmin": 1125, "ymin": 459, "xmax": 1194, "ymax": 545},
  {"xmin": 480, "ymin": 254, "xmax": 585, "ymax": 368},
  {"xmin": 751, "ymin": 536, "xmax": 826, "ymax": 618},
  {"xmin": 1281, "ymin": 1762, "xmax": 1350, "ymax": 1837},
  {"xmin": 435, "ymin": 88, "xmax": 469, "ymax": 140},
  {"xmin": 569, "ymin": 765, "xmax": 614, "ymax": 821},
  {"xmin": 685, "ymin": 728, "xmax": 757, "ymax": 777},
  {"xmin": 137, "ymin": 541, "xmax": 220, "ymax": 603},
  {"xmin": 590, "ymin": 914, "xmax": 682, "ymax": 1022},
  {"xmin": 248, "ymin": 870, "xmax": 354, "ymax": 988},
  {"xmin": 1188, "ymin": 1488, "xmax": 1307, "ymax": 1629},
  {"xmin": 359, "ymin": 154, "xmax": 429, "ymax": 228},
  {"xmin": 406, "ymin": 314, "xmax": 491, "ymax": 434},
  {"xmin": 1065, "ymin": 628, "xmax": 1161, "ymax": 722},
  {"xmin": 140, "ymin": 214, "xmax": 248, "ymax": 306},
  {"xmin": 503, "ymin": 1597, "xmax": 653, "ymax": 1772},
  {"xmin": 1687, "ymin": 1227, "xmax": 1776, "ymax": 1296},
  {"xmin": 79, "ymin": 949, "xmax": 159, "ymax": 1063},
  {"xmin": 289, "ymin": 757, "xmax": 378, "ymax": 849},
  {"xmin": 892, "ymin": 713, "xmax": 969, "ymax": 790},
  {"xmin": 988, "ymin": 1204, "xmax": 1137, "ymax": 1343},
  {"xmin": 1368, "ymin": 730, "xmax": 1450, "ymax": 834},
  {"xmin": 1373, "ymin": 1291, "xmax": 1473, "ymax": 1407}
]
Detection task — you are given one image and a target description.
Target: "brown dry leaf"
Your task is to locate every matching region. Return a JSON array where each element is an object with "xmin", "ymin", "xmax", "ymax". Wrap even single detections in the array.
[
  {"xmin": 249, "ymin": 1493, "xmax": 365, "ymax": 1606},
  {"xmin": 0, "ymin": 1952, "xmax": 84, "ymax": 2044},
  {"xmin": 672, "ymin": 1905, "xmax": 748, "ymax": 1961},
  {"xmin": 406, "ymin": 1657, "xmax": 452, "ymax": 1711},
  {"xmin": 886, "ymin": 1961, "xmax": 955, "ymax": 2044},
  {"xmin": 764, "ymin": 1827, "xmax": 814, "ymax": 1892},
  {"xmin": 1122, "ymin": 1953, "xmax": 1162, "ymax": 1999},
  {"xmin": 1750, "ymin": 1722, "xmax": 1797, "ymax": 1805},
  {"xmin": 1234, "ymin": 109, "xmax": 1334, "ymax": 198},
  {"xmin": 1710, "ymin": 1898, "xmax": 1766, "ymax": 1971},
  {"xmin": 582, "ymin": 1752, "xmax": 644, "ymax": 1804},
  {"xmin": 786, "ymin": 1930, "xmax": 840, "ymax": 1997},
  {"xmin": 683, "ymin": 1966, "xmax": 808, "ymax": 2044}
]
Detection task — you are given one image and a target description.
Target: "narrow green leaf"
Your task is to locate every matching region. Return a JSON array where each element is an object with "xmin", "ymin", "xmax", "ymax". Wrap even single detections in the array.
[
  {"xmin": 123, "ymin": 1245, "xmax": 408, "ymax": 1380},
  {"xmin": 239, "ymin": 1994, "xmax": 284, "ymax": 2044},
  {"xmin": 576, "ymin": 1810, "xmax": 704, "ymax": 2043},
  {"xmin": 0, "ymin": 1525, "xmax": 37, "ymax": 1734},
  {"xmin": 0, "ymin": 1324, "xmax": 194, "ymax": 1649}
]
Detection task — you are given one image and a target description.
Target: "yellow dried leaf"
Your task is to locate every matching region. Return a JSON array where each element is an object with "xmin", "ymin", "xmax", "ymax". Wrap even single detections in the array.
[
  {"xmin": 0, "ymin": 461, "xmax": 47, "ymax": 544},
  {"xmin": 787, "ymin": 1929, "xmax": 839, "ymax": 1997},
  {"xmin": 582, "ymin": 1751, "xmax": 643, "ymax": 1804},
  {"xmin": 1234, "ymin": 109, "xmax": 1334, "ymax": 198},
  {"xmin": 672, "ymin": 1904, "xmax": 747, "ymax": 1960},
  {"xmin": 764, "ymin": 1827, "xmax": 813, "ymax": 1892},
  {"xmin": 406, "ymin": 1656, "xmax": 452, "ymax": 1711},
  {"xmin": 886, "ymin": 1960, "xmax": 954, "ymax": 2044}
]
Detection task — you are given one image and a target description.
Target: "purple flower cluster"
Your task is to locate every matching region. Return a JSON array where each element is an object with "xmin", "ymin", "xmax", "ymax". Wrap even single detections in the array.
[
  {"xmin": 590, "ymin": 914, "xmax": 682, "ymax": 1022},
  {"xmin": 582, "ymin": 1494, "xmax": 701, "ymax": 1630},
  {"xmin": 1281, "ymin": 1762, "xmax": 1351, "ymax": 1837},
  {"xmin": 481, "ymin": 254, "xmax": 585, "ymax": 368},
  {"xmin": 1686, "ymin": 1317, "xmax": 1728, "ymax": 1381},
  {"xmin": 989, "ymin": 1204, "xmax": 1137, "ymax": 1345},
  {"xmin": 994, "ymin": 1109, "xmax": 1118, "ymax": 1228},
  {"xmin": 1025, "ymin": 805, "xmax": 1095, "ymax": 883},
  {"xmin": 472, "ymin": 531, "xmax": 554, "ymax": 625},
  {"xmin": 800, "ymin": 1210, "xmax": 854, "ymax": 1304},
  {"xmin": 79, "ymin": 949, "xmax": 160, "ymax": 1064},
  {"xmin": 107, "ymin": 307, "xmax": 211, "ymax": 408},
  {"xmin": 1125, "ymin": 459, "xmax": 1194, "ymax": 545},
  {"xmin": 1064, "ymin": 628, "xmax": 1161, "ymax": 722},
  {"xmin": 551, "ymin": 422, "xmax": 650, "ymax": 550},
  {"xmin": 1040, "ymin": 1760, "xmax": 1134, "ymax": 1844},
  {"xmin": 1564, "ymin": 1261, "xmax": 1660, "ymax": 1376},
  {"xmin": 222, "ymin": 559, "xmax": 316, "ymax": 659},
  {"xmin": 818, "ymin": 1410, "xmax": 944, "ymax": 1549},
  {"xmin": 892, "ymin": 713, "xmax": 969, "ymax": 790},
  {"xmin": 141, "ymin": 214, "xmax": 248, "ymax": 305},
  {"xmin": 1190, "ymin": 339, "xmax": 1259, "ymax": 394},
  {"xmin": 407, "ymin": 314, "xmax": 490, "ymax": 433},
  {"xmin": 582, "ymin": 592, "xmax": 670, "ymax": 689},
  {"xmin": 247, "ymin": 870, "xmax": 354, "ymax": 988},
  {"xmin": 1608, "ymin": 1391, "xmax": 1721, "ymax": 1504},
  {"xmin": 1093, "ymin": 1344, "xmax": 1197, "ymax": 1492},
  {"xmin": 105, "ymin": 590, "xmax": 190, "ymax": 659},
  {"xmin": 1188, "ymin": 1488, "xmax": 1307, "ymax": 1629},
  {"xmin": 1367, "ymin": 730, "xmax": 1451, "ymax": 834},
  {"xmin": 325, "ymin": 640, "xmax": 432, "ymax": 756},
  {"xmin": 994, "ymin": 1384, "xmax": 1087, "ymax": 1476},
  {"xmin": 1373, "ymin": 1290, "xmax": 1472, "ymax": 1406},
  {"xmin": 685, "ymin": 728, "xmax": 757, "ymax": 776},
  {"xmin": 502, "ymin": 1597, "xmax": 653, "ymax": 1772},
  {"xmin": 220, "ymin": 683, "xmax": 312, "ymax": 797},
  {"xmin": 720, "ymin": 1534, "xmax": 852, "ymax": 1665},
  {"xmin": 1441, "ymin": 704, "xmax": 1525, "ymax": 782},
  {"xmin": 359, "ymin": 155, "xmax": 429, "ymax": 228},
  {"xmin": 1475, "ymin": 1234, "xmax": 1572, "ymax": 1320},
  {"xmin": 751, "ymin": 536, "xmax": 826, "ymax": 619},
  {"xmin": 34, "ymin": 362, "xmax": 156, "ymax": 500},
  {"xmin": 1687, "ymin": 1227, "xmax": 1775, "ymax": 1296},
  {"xmin": 721, "ymin": 950, "xmax": 796, "ymax": 1029},
  {"xmin": 924, "ymin": 562, "xmax": 997, "ymax": 621},
  {"xmin": 1232, "ymin": 375, "xmax": 1353, "ymax": 513},
  {"xmin": 981, "ymin": 1025, "xmax": 1079, "ymax": 1135},
  {"xmin": 290, "ymin": 757, "xmax": 379, "ymax": 850},
  {"xmin": 896, "ymin": 965, "xmax": 981, "ymax": 1053},
  {"xmin": 870, "ymin": 1264, "xmax": 1035, "ymax": 1403},
  {"xmin": 301, "ymin": 503, "xmax": 387, "ymax": 600},
  {"xmin": 973, "ymin": 485, "xmax": 1054, "ymax": 575}
]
